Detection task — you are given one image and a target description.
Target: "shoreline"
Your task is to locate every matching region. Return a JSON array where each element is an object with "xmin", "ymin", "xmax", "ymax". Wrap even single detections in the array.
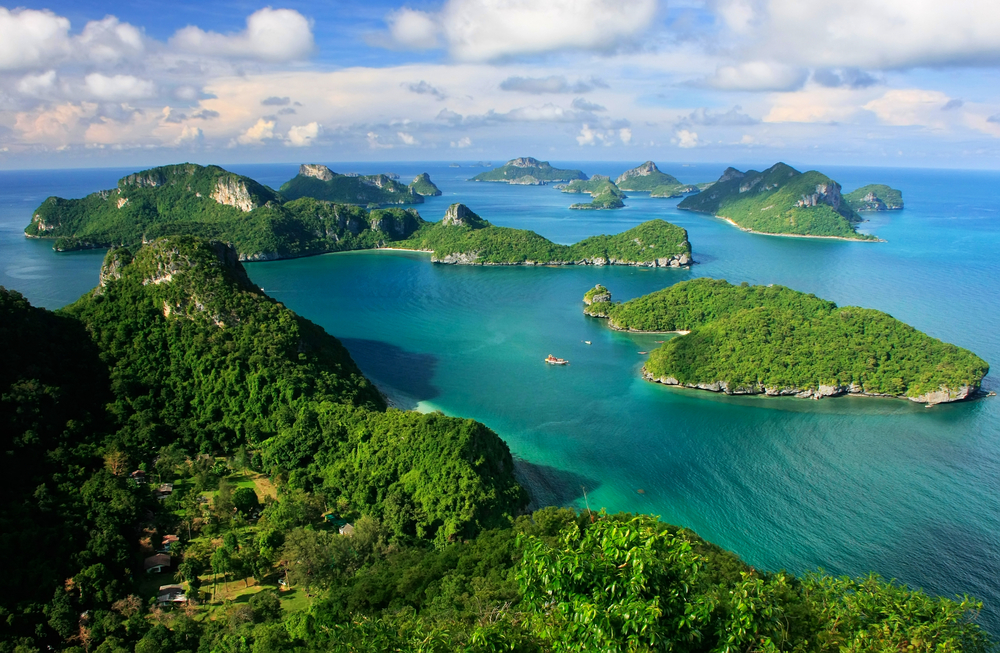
[
  {"xmin": 717, "ymin": 215, "xmax": 884, "ymax": 242},
  {"xmin": 675, "ymin": 212, "xmax": 884, "ymax": 242},
  {"xmin": 642, "ymin": 369, "xmax": 984, "ymax": 406}
]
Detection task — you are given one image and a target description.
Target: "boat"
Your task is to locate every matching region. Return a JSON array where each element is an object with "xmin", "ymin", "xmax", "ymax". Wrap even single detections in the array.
[
  {"xmin": 638, "ymin": 351, "xmax": 647, "ymax": 355},
  {"xmin": 584, "ymin": 340, "xmax": 591, "ymax": 345},
  {"xmin": 545, "ymin": 354, "xmax": 569, "ymax": 365}
]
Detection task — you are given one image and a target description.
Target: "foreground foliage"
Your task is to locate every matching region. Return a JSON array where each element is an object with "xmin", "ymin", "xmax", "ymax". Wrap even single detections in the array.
[
  {"xmin": 585, "ymin": 278, "xmax": 989, "ymax": 399},
  {"xmin": 0, "ymin": 237, "xmax": 991, "ymax": 652}
]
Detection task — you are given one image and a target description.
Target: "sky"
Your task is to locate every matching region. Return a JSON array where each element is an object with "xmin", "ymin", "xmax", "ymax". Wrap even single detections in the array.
[{"xmin": 1, "ymin": 0, "xmax": 1000, "ymax": 170}]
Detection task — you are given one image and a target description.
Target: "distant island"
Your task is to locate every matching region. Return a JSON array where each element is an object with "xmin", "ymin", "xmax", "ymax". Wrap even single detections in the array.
[
  {"xmin": 559, "ymin": 175, "xmax": 626, "ymax": 209},
  {"xmin": 23, "ymin": 163, "xmax": 692, "ymax": 267},
  {"xmin": 279, "ymin": 164, "xmax": 435, "ymax": 205},
  {"xmin": 470, "ymin": 157, "xmax": 586, "ymax": 184},
  {"xmin": 24, "ymin": 163, "xmax": 435, "ymax": 260},
  {"xmin": 845, "ymin": 184, "xmax": 903, "ymax": 212},
  {"xmin": 409, "ymin": 172, "xmax": 443, "ymax": 197},
  {"xmin": 400, "ymin": 203, "xmax": 692, "ymax": 267},
  {"xmin": 584, "ymin": 278, "xmax": 988, "ymax": 405},
  {"xmin": 616, "ymin": 161, "xmax": 701, "ymax": 198},
  {"xmin": 677, "ymin": 163, "xmax": 878, "ymax": 240}
]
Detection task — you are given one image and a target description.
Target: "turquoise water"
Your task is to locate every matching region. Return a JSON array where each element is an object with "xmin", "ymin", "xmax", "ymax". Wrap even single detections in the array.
[{"xmin": 2, "ymin": 162, "xmax": 999, "ymax": 633}]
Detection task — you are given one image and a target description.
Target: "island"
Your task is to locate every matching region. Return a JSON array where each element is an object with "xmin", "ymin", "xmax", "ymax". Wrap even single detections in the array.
[
  {"xmin": 0, "ymin": 235, "xmax": 989, "ymax": 652},
  {"xmin": 615, "ymin": 161, "xmax": 700, "ymax": 198},
  {"xmin": 400, "ymin": 203, "xmax": 692, "ymax": 266},
  {"xmin": 279, "ymin": 163, "xmax": 428, "ymax": 205},
  {"xmin": 409, "ymin": 172, "xmax": 443, "ymax": 196},
  {"xmin": 24, "ymin": 163, "xmax": 436, "ymax": 259},
  {"xmin": 677, "ymin": 163, "xmax": 878, "ymax": 240},
  {"xmin": 24, "ymin": 164, "xmax": 696, "ymax": 266},
  {"xmin": 845, "ymin": 184, "xmax": 904, "ymax": 212},
  {"xmin": 559, "ymin": 175, "xmax": 626, "ymax": 209},
  {"xmin": 470, "ymin": 157, "xmax": 586, "ymax": 184},
  {"xmin": 584, "ymin": 278, "xmax": 989, "ymax": 405}
]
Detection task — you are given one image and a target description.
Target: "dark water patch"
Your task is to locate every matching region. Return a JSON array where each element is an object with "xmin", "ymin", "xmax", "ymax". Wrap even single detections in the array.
[
  {"xmin": 514, "ymin": 458, "xmax": 600, "ymax": 511},
  {"xmin": 339, "ymin": 338, "xmax": 439, "ymax": 409}
]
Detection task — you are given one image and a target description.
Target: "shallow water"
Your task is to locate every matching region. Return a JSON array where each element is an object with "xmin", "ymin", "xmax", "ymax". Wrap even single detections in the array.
[{"xmin": 3, "ymin": 161, "xmax": 999, "ymax": 632}]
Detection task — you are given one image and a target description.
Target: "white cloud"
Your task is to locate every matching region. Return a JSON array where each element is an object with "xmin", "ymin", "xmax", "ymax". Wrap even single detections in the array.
[
  {"xmin": 236, "ymin": 118, "xmax": 276, "ymax": 145},
  {"xmin": 712, "ymin": 0, "xmax": 1000, "ymax": 70},
  {"xmin": 0, "ymin": 8, "xmax": 71, "ymax": 70},
  {"xmin": 397, "ymin": 131, "xmax": 418, "ymax": 145},
  {"xmin": 499, "ymin": 75, "xmax": 600, "ymax": 94},
  {"xmin": 763, "ymin": 87, "xmax": 866, "ymax": 124},
  {"xmin": 14, "ymin": 102, "xmax": 95, "ymax": 144},
  {"xmin": 863, "ymin": 89, "xmax": 952, "ymax": 128},
  {"xmin": 619, "ymin": 127, "xmax": 632, "ymax": 144},
  {"xmin": 386, "ymin": 9, "xmax": 440, "ymax": 49},
  {"xmin": 675, "ymin": 129, "xmax": 699, "ymax": 148},
  {"xmin": 451, "ymin": 136, "xmax": 472, "ymax": 148},
  {"xmin": 76, "ymin": 16, "xmax": 145, "ymax": 64},
  {"xmin": 17, "ymin": 70, "xmax": 59, "ymax": 98},
  {"xmin": 367, "ymin": 131, "xmax": 393, "ymax": 149},
  {"xmin": 385, "ymin": 0, "xmax": 658, "ymax": 61},
  {"xmin": 705, "ymin": 61, "xmax": 807, "ymax": 92},
  {"xmin": 171, "ymin": 8, "xmax": 314, "ymax": 62},
  {"xmin": 287, "ymin": 121, "xmax": 321, "ymax": 147},
  {"xmin": 174, "ymin": 125, "xmax": 204, "ymax": 145},
  {"xmin": 85, "ymin": 73, "xmax": 156, "ymax": 101}
]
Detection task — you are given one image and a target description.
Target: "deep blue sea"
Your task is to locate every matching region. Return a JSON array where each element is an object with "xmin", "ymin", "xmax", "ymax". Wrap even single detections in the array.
[{"xmin": 2, "ymin": 161, "xmax": 999, "ymax": 633}]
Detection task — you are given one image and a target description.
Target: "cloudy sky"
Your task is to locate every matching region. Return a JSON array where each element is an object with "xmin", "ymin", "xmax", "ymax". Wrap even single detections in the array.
[{"xmin": 1, "ymin": 0, "xmax": 999, "ymax": 169}]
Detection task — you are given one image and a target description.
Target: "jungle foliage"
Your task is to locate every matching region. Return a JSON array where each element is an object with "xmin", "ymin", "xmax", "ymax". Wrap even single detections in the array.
[
  {"xmin": 586, "ymin": 278, "xmax": 989, "ymax": 397},
  {"xmin": 678, "ymin": 163, "xmax": 877, "ymax": 239}
]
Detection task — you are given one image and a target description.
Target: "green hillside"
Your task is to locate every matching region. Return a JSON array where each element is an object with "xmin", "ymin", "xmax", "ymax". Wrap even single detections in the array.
[
  {"xmin": 409, "ymin": 172, "xmax": 442, "ymax": 196},
  {"xmin": 585, "ymin": 278, "xmax": 988, "ymax": 403},
  {"xmin": 279, "ymin": 164, "xmax": 423, "ymax": 205},
  {"xmin": 677, "ymin": 163, "xmax": 876, "ymax": 239},
  {"xmin": 470, "ymin": 157, "xmax": 586, "ymax": 183},
  {"xmin": 845, "ymin": 184, "xmax": 904, "ymax": 211},
  {"xmin": 401, "ymin": 204, "xmax": 692, "ymax": 266},
  {"xmin": 560, "ymin": 175, "xmax": 626, "ymax": 209}
]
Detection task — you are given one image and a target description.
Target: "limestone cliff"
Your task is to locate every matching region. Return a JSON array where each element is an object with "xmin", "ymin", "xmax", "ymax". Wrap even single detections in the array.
[{"xmin": 211, "ymin": 177, "xmax": 257, "ymax": 213}]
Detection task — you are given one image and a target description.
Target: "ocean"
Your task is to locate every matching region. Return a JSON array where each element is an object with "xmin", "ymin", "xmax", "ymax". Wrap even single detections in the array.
[{"xmin": 2, "ymin": 160, "xmax": 999, "ymax": 632}]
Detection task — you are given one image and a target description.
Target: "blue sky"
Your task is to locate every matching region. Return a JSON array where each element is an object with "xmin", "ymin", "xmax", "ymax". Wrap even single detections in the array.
[{"xmin": 1, "ymin": 0, "xmax": 999, "ymax": 169}]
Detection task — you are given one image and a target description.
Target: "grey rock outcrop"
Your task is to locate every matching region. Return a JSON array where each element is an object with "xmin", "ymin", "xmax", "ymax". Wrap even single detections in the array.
[
  {"xmin": 211, "ymin": 177, "xmax": 257, "ymax": 212},
  {"xmin": 442, "ymin": 203, "xmax": 487, "ymax": 227},
  {"xmin": 299, "ymin": 164, "xmax": 335, "ymax": 181},
  {"xmin": 615, "ymin": 161, "xmax": 660, "ymax": 185}
]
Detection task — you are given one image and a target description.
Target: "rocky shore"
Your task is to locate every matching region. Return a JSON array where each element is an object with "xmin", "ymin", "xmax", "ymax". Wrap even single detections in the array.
[{"xmin": 641, "ymin": 370, "xmax": 979, "ymax": 405}]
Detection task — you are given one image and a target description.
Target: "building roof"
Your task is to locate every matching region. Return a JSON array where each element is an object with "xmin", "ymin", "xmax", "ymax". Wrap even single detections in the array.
[{"xmin": 143, "ymin": 553, "xmax": 171, "ymax": 571}]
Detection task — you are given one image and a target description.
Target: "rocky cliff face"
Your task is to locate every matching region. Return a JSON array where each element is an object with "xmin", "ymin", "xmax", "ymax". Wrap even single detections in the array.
[
  {"xmin": 796, "ymin": 182, "xmax": 843, "ymax": 210},
  {"xmin": 615, "ymin": 161, "xmax": 660, "ymax": 185},
  {"xmin": 641, "ymin": 371, "xmax": 977, "ymax": 405},
  {"xmin": 442, "ymin": 203, "xmax": 487, "ymax": 227},
  {"xmin": 508, "ymin": 157, "xmax": 544, "ymax": 168},
  {"xmin": 299, "ymin": 164, "xmax": 335, "ymax": 181},
  {"xmin": 211, "ymin": 177, "xmax": 257, "ymax": 212},
  {"xmin": 509, "ymin": 176, "xmax": 543, "ymax": 185}
]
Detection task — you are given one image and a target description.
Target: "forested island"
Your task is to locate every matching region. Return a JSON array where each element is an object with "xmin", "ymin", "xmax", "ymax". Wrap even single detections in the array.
[
  {"xmin": 23, "ymin": 163, "xmax": 696, "ymax": 268},
  {"xmin": 279, "ymin": 164, "xmax": 438, "ymax": 204},
  {"xmin": 0, "ymin": 237, "xmax": 991, "ymax": 652},
  {"xmin": 558, "ymin": 175, "xmax": 626, "ymax": 209},
  {"xmin": 616, "ymin": 161, "xmax": 701, "ymax": 197},
  {"xmin": 677, "ymin": 163, "xmax": 879, "ymax": 240},
  {"xmin": 401, "ymin": 203, "xmax": 692, "ymax": 266},
  {"xmin": 470, "ymin": 157, "xmax": 586, "ymax": 184},
  {"xmin": 585, "ymin": 278, "xmax": 989, "ymax": 404},
  {"xmin": 845, "ymin": 184, "xmax": 904, "ymax": 211}
]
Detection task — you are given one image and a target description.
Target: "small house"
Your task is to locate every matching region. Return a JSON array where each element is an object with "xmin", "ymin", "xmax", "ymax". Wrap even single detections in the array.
[
  {"xmin": 154, "ymin": 483, "xmax": 173, "ymax": 500},
  {"xmin": 157, "ymin": 584, "xmax": 187, "ymax": 606},
  {"xmin": 143, "ymin": 553, "xmax": 171, "ymax": 574},
  {"xmin": 339, "ymin": 523, "xmax": 355, "ymax": 537},
  {"xmin": 157, "ymin": 534, "xmax": 180, "ymax": 553},
  {"xmin": 130, "ymin": 470, "xmax": 147, "ymax": 484}
]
